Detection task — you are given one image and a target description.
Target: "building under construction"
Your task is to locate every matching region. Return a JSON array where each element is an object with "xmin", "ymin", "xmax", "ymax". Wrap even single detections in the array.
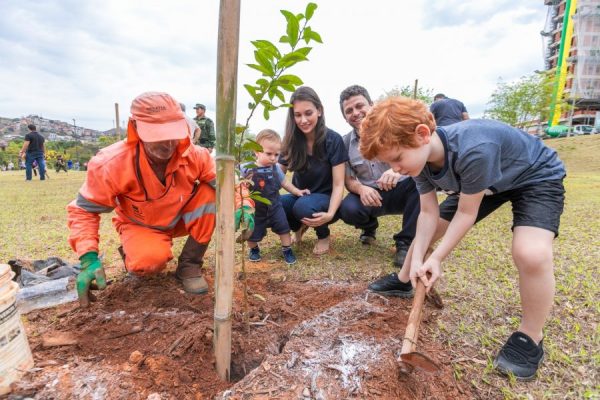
[{"xmin": 542, "ymin": 0, "xmax": 600, "ymax": 128}]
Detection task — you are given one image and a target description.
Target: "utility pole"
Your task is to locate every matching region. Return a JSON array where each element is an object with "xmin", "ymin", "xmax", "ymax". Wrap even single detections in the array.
[{"xmin": 115, "ymin": 103, "xmax": 121, "ymax": 140}]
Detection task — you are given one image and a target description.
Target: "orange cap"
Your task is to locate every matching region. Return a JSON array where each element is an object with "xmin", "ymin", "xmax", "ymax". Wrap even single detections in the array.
[{"xmin": 130, "ymin": 92, "xmax": 189, "ymax": 142}]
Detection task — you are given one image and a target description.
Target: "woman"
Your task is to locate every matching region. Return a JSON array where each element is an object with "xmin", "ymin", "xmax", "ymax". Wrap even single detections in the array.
[{"xmin": 279, "ymin": 86, "xmax": 348, "ymax": 255}]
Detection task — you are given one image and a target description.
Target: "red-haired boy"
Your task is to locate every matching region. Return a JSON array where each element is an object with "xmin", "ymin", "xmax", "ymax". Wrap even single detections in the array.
[{"xmin": 361, "ymin": 97, "xmax": 565, "ymax": 381}]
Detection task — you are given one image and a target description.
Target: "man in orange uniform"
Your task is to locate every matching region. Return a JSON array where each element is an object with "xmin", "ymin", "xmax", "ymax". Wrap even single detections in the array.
[{"xmin": 67, "ymin": 91, "xmax": 254, "ymax": 306}]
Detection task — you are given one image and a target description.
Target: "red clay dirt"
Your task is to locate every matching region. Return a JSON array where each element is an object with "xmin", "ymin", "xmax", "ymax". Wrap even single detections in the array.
[{"xmin": 8, "ymin": 264, "xmax": 476, "ymax": 399}]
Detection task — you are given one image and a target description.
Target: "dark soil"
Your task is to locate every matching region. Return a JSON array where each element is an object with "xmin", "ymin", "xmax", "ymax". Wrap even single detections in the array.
[{"xmin": 8, "ymin": 263, "xmax": 476, "ymax": 399}]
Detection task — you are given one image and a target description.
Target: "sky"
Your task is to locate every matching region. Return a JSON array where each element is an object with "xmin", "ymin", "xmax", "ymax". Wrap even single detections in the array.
[{"xmin": 0, "ymin": 0, "xmax": 548, "ymax": 135}]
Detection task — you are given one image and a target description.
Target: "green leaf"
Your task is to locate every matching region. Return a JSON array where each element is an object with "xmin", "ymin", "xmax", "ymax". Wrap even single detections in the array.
[
  {"xmin": 281, "ymin": 10, "xmax": 299, "ymax": 47},
  {"xmin": 236, "ymin": 125, "xmax": 247, "ymax": 134},
  {"xmin": 244, "ymin": 84, "xmax": 261, "ymax": 103},
  {"xmin": 279, "ymin": 103, "xmax": 293, "ymax": 108},
  {"xmin": 242, "ymin": 155, "xmax": 256, "ymax": 163},
  {"xmin": 279, "ymin": 83, "xmax": 296, "ymax": 92},
  {"xmin": 256, "ymin": 78, "xmax": 269, "ymax": 90},
  {"xmin": 242, "ymin": 139, "xmax": 263, "ymax": 152},
  {"xmin": 303, "ymin": 26, "xmax": 312, "ymax": 44},
  {"xmin": 277, "ymin": 74, "xmax": 303, "ymax": 86},
  {"xmin": 250, "ymin": 193, "xmax": 272, "ymax": 206},
  {"xmin": 295, "ymin": 47, "xmax": 312, "ymax": 57},
  {"xmin": 273, "ymin": 88, "xmax": 286, "ymax": 103},
  {"xmin": 308, "ymin": 30, "xmax": 323, "ymax": 43},
  {"xmin": 263, "ymin": 107, "xmax": 270, "ymax": 120},
  {"xmin": 279, "ymin": 35, "xmax": 289, "ymax": 43},
  {"xmin": 276, "ymin": 51, "xmax": 308, "ymax": 69},
  {"xmin": 251, "ymin": 40, "xmax": 282, "ymax": 58},
  {"xmin": 247, "ymin": 63, "xmax": 271, "ymax": 76},
  {"xmin": 305, "ymin": 2, "xmax": 317, "ymax": 20},
  {"xmin": 254, "ymin": 50, "xmax": 274, "ymax": 75}
]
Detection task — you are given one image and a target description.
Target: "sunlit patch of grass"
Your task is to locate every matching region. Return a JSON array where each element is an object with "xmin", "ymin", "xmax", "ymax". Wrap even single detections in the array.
[{"xmin": 1, "ymin": 136, "xmax": 599, "ymax": 399}]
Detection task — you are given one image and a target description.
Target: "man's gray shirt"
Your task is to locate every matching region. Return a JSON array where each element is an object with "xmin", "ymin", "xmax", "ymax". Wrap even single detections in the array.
[
  {"xmin": 343, "ymin": 129, "xmax": 408, "ymax": 189},
  {"xmin": 414, "ymin": 119, "xmax": 566, "ymax": 196}
]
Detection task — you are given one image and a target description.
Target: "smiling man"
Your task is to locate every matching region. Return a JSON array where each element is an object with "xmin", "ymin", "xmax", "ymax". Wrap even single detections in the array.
[
  {"xmin": 67, "ymin": 92, "xmax": 254, "ymax": 306},
  {"xmin": 338, "ymin": 85, "xmax": 420, "ymax": 272}
]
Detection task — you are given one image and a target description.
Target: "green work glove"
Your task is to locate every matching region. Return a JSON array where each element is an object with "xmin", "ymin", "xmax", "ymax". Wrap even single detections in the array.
[
  {"xmin": 234, "ymin": 205, "xmax": 255, "ymax": 232},
  {"xmin": 77, "ymin": 251, "xmax": 107, "ymax": 308}
]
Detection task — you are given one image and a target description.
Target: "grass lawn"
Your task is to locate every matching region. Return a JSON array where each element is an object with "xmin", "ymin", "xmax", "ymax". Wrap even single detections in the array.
[{"xmin": 1, "ymin": 135, "xmax": 599, "ymax": 399}]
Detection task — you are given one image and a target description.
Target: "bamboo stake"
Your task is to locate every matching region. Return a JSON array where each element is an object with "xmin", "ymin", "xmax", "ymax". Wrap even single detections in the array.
[
  {"xmin": 114, "ymin": 103, "xmax": 121, "ymax": 140},
  {"xmin": 214, "ymin": 0, "xmax": 241, "ymax": 382}
]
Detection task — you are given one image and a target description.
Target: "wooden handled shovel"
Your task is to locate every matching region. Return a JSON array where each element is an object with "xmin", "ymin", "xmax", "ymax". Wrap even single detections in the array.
[{"xmin": 398, "ymin": 279, "xmax": 440, "ymax": 373}]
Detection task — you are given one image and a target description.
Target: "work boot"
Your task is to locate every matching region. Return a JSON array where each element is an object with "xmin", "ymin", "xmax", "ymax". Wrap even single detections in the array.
[
  {"xmin": 393, "ymin": 241, "xmax": 411, "ymax": 267},
  {"xmin": 359, "ymin": 229, "xmax": 376, "ymax": 245},
  {"xmin": 176, "ymin": 237, "xmax": 209, "ymax": 294}
]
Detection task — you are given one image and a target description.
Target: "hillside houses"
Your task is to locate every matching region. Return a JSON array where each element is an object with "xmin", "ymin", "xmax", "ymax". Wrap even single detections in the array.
[{"xmin": 0, "ymin": 115, "xmax": 109, "ymax": 143}]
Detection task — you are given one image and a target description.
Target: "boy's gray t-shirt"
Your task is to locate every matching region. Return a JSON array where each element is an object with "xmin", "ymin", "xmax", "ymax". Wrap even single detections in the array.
[{"xmin": 414, "ymin": 119, "xmax": 566, "ymax": 195}]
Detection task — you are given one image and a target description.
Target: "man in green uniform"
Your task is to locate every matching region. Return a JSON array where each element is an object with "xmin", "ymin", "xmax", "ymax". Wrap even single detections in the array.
[{"xmin": 193, "ymin": 103, "xmax": 216, "ymax": 152}]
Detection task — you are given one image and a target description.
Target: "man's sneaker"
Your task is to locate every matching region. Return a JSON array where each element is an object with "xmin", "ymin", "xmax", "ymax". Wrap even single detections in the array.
[
  {"xmin": 248, "ymin": 246, "xmax": 261, "ymax": 262},
  {"xmin": 359, "ymin": 230, "xmax": 376, "ymax": 245},
  {"xmin": 493, "ymin": 331, "xmax": 544, "ymax": 381},
  {"xmin": 393, "ymin": 241, "xmax": 410, "ymax": 267},
  {"xmin": 282, "ymin": 247, "xmax": 297, "ymax": 265},
  {"xmin": 368, "ymin": 273, "xmax": 414, "ymax": 297}
]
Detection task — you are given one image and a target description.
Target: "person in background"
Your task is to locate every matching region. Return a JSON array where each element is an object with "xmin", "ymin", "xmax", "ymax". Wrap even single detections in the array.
[
  {"xmin": 19, "ymin": 124, "xmax": 46, "ymax": 180},
  {"xmin": 180, "ymin": 103, "xmax": 200, "ymax": 141},
  {"xmin": 193, "ymin": 103, "xmax": 216, "ymax": 153},
  {"xmin": 67, "ymin": 91, "xmax": 254, "ymax": 307},
  {"xmin": 429, "ymin": 93, "xmax": 469, "ymax": 126},
  {"xmin": 279, "ymin": 86, "xmax": 348, "ymax": 255},
  {"xmin": 55, "ymin": 154, "xmax": 68, "ymax": 173}
]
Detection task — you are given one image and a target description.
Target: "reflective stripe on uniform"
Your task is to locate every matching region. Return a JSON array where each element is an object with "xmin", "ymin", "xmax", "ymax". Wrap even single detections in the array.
[
  {"xmin": 76, "ymin": 193, "xmax": 114, "ymax": 213},
  {"xmin": 182, "ymin": 202, "xmax": 216, "ymax": 225}
]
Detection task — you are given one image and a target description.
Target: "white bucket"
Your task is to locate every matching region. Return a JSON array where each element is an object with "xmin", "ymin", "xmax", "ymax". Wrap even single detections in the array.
[{"xmin": 0, "ymin": 264, "xmax": 34, "ymax": 395}]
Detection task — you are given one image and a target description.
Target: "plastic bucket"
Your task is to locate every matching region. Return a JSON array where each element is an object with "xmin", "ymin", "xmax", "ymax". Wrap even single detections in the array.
[{"xmin": 0, "ymin": 264, "xmax": 34, "ymax": 395}]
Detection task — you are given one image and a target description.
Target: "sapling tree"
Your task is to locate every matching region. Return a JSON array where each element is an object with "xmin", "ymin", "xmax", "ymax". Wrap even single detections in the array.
[{"xmin": 235, "ymin": 3, "xmax": 323, "ymax": 328}]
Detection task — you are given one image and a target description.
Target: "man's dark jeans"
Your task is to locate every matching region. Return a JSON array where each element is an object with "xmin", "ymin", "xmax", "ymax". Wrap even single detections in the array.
[
  {"xmin": 339, "ymin": 178, "xmax": 420, "ymax": 246},
  {"xmin": 25, "ymin": 151, "xmax": 46, "ymax": 180}
]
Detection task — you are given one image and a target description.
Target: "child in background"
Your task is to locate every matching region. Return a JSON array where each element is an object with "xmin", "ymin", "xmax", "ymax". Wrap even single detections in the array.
[
  {"xmin": 361, "ymin": 97, "xmax": 566, "ymax": 381},
  {"xmin": 241, "ymin": 129, "xmax": 309, "ymax": 265}
]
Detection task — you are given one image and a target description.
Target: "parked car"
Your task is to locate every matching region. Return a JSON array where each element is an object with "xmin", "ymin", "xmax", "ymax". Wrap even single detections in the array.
[{"xmin": 572, "ymin": 125, "xmax": 597, "ymax": 135}]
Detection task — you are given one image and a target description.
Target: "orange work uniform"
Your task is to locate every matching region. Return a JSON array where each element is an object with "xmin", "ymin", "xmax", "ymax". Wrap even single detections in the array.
[{"xmin": 67, "ymin": 122, "xmax": 216, "ymax": 275}]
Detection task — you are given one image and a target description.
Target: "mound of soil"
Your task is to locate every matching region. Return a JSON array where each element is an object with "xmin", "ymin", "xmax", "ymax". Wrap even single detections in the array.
[{"xmin": 9, "ymin": 267, "xmax": 475, "ymax": 399}]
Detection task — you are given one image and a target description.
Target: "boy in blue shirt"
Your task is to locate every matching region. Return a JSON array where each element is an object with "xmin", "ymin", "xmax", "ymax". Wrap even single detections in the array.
[
  {"xmin": 241, "ymin": 129, "xmax": 309, "ymax": 265},
  {"xmin": 360, "ymin": 97, "xmax": 566, "ymax": 381}
]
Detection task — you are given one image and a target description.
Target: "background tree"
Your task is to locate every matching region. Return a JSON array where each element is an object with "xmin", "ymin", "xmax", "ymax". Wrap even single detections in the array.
[
  {"xmin": 378, "ymin": 84, "xmax": 434, "ymax": 104},
  {"xmin": 484, "ymin": 73, "xmax": 567, "ymax": 129}
]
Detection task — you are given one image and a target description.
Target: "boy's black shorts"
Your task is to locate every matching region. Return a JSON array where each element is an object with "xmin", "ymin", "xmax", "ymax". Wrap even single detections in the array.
[{"xmin": 438, "ymin": 179, "xmax": 565, "ymax": 237}]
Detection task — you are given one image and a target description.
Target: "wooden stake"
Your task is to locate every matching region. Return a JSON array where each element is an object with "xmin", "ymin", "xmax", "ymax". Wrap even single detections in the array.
[
  {"xmin": 400, "ymin": 280, "xmax": 426, "ymax": 356},
  {"xmin": 214, "ymin": 0, "xmax": 241, "ymax": 382},
  {"xmin": 114, "ymin": 103, "xmax": 121, "ymax": 140}
]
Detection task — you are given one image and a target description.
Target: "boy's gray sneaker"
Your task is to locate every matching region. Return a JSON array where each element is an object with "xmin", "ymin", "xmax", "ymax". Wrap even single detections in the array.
[{"xmin": 493, "ymin": 331, "xmax": 544, "ymax": 381}]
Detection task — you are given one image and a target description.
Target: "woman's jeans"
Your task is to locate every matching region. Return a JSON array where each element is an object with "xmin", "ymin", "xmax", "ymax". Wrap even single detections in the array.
[{"xmin": 281, "ymin": 193, "xmax": 339, "ymax": 239}]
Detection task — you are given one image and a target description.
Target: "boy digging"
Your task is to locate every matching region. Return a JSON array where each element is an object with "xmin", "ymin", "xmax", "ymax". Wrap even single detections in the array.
[
  {"xmin": 241, "ymin": 129, "xmax": 309, "ymax": 265},
  {"xmin": 362, "ymin": 98, "xmax": 565, "ymax": 381}
]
